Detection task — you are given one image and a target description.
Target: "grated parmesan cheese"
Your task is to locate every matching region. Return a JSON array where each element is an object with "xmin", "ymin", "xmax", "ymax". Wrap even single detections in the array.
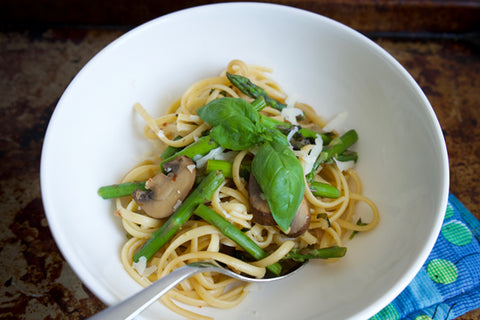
[
  {"xmin": 301, "ymin": 135, "xmax": 324, "ymax": 175},
  {"xmin": 285, "ymin": 94, "xmax": 298, "ymax": 109},
  {"xmin": 322, "ymin": 112, "xmax": 348, "ymax": 132},
  {"xmin": 194, "ymin": 146, "xmax": 225, "ymax": 169},
  {"xmin": 333, "ymin": 158, "xmax": 355, "ymax": 172},
  {"xmin": 221, "ymin": 207, "xmax": 232, "ymax": 219},
  {"xmin": 156, "ymin": 129, "xmax": 165, "ymax": 139},
  {"xmin": 286, "ymin": 126, "xmax": 299, "ymax": 149},
  {"xmin": 212, "ymin": 150, "xmax": 236, "ymax": 162},
  {"xmin": 132, "ymin": 256, "xmax": 157, "ymax": 277},
  {"xmin": 293, "ymin": 149, "xmax": 307, "ymax": 159},
  {"xmin": 281, "ymin": 107, "xmax": 303, "ymax": 125},
  {"xmin": 173, "ymin": 199, "xmax": 182, "ymax": 211}
]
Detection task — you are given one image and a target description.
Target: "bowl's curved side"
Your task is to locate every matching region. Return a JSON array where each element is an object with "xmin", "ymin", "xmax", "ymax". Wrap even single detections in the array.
[{"xmin": 40, "ymin": 3, "xmax": 450, "ymax": 320}]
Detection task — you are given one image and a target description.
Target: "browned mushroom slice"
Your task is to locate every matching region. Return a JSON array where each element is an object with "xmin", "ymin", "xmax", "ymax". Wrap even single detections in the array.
[
  {"xmin": 248, "ymin": 173, "xmax": 311, "ymax": 236},
  {"xmin": 286, "ymin": 197, "xmax": 311, "ymax": 237},
  {"xmin": 248, "ymin": 173, "xmax": 276, "ymax": 226},
  {"xmin": 132, "ymin": 155, "xmax": 196, "ymax": 219}
]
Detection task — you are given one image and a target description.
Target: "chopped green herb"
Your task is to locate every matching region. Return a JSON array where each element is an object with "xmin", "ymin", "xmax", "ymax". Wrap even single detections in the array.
[{"xmin": 349, "ymin": 218, "xmax": 368, "ymax": 240}]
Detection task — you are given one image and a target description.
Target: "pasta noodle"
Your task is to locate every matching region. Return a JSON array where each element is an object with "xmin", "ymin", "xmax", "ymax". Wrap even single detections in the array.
[{"xmin": 111, "ymin": 60, "xmax": 379, "ymax": 319}]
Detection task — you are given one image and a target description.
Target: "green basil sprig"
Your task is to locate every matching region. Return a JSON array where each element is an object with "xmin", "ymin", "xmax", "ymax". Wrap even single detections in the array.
[
  {"xmin": 197, "ymin": 97, "xmax": 305, "ymax": 230},
  {"xmin": 196, "ymin": 97, "xmax": 266, "ymax": 151},
  {"xmin": 252, "ymin": 130, "xmax": 305, "ymax": 231}
]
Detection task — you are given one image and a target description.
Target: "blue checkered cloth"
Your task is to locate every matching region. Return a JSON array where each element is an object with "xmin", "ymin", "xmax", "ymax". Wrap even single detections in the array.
[{"xmin": 371, "ymin": 194, "xmax": 480, "ymax": 319}]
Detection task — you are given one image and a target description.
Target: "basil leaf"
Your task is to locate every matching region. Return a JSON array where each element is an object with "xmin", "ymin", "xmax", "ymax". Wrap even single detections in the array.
[
  {"xmin": 252, "ymin": 131, "xmax": 305, "ymax": 231},
  {"xmin": 197, "ymin": 96, "xmax": 306, "ymax": 231},
  {"xmin": 197, "ymin": 97, "xmax": 265, "ymax": 150}
]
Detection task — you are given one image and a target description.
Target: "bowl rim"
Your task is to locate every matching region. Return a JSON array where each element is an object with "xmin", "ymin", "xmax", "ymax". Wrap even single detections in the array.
[{"xmin": 40, "ymin": 2, "xmax": 450, "ymax": 319}]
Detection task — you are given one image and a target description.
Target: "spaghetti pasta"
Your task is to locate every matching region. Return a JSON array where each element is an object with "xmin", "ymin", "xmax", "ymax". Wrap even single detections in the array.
[{"xmin": 106, "ymin": 60, "xmax": 379, "ymax": 319}]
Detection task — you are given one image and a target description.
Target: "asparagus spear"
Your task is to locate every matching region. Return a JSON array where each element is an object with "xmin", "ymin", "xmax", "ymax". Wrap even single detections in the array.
[
  {"xmin": 250, "ymin": 96, "xmax": 267, "ymax": 112},
  {"xmin": 336, "ymin": 150, "xmax": 358, "ymax": 163},
  {"xmin": 318, "ymin": 129, "xmax": 358, "ymax": 163},
  {"xmin": 307, "ymin": 129, "xmax": 358, "ymax": 181},
  {"xmin": 309, "ymin": 181, "xmax": 340, "ymax": 199},
  {"xmin": 160, "ymin": 135, "xmax": 219, "ymax": 168},
  {"xmin": 205, "ymin": 159, "xmax": 251, "ymax": 180},
  {"xmin": 285, "ymin": 246, "xmax": 347, "ymax": 262},
  {"xmin": 227, "ymin": 72, "xmax": 287, "ymax": 111},
  {"xmin": 206, "ymin": 160, "xmax": 234, "ymax": 178},
  {"xmin": 97, "ymin": 181, "xmax": 147, "ymax": 199},
  {"xmin": 160, "ymin": 136, "xmax": 183, "ymax": 159},
  {"xmin": 133, "ymin": 171, "xmax": 225, "ymax": 262},
  {"xmin": 194, "ymin": 204, "xmax": 282, "ymax": 275}
]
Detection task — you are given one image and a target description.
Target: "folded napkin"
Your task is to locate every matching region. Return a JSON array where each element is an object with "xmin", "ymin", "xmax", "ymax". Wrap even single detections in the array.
[{"xmin": 371, "ymin": 194, "xmax": 480, "ymax": 319}]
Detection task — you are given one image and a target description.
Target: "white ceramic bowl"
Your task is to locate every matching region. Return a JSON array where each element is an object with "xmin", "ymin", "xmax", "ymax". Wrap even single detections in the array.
[{"xmin": 40, "ymin": 3, "xmax": 449, "ymax": 319}]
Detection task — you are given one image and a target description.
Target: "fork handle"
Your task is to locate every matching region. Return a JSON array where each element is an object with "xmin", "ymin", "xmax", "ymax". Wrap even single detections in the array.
[{"xmin": 87, "ymin": 264, "xmax": 214, "ymax": 320}]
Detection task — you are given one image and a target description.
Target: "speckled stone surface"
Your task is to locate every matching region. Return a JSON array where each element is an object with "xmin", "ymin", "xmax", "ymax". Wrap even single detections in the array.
[
  {"xmin": 0, "ymin": 26, "xmax": 479, "ymax": 320},
  {"xmin": 1, "ymin": 0, "xmax": 479, "ymax": 33},
  {"xmin": 0, "ymin": 29, "xmax": 121, "ymax": 319}
]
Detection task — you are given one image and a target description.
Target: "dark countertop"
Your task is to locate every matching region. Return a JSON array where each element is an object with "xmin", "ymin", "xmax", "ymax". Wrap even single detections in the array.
[{"xmin": 1, "ymin": 1, "xmax": 479, "ymax": 319}]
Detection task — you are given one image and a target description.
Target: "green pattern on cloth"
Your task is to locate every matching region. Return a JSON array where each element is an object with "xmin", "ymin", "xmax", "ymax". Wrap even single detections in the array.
[{"xmin": 371, "ymin": 194, "xmax": 480, "ymax": 320}]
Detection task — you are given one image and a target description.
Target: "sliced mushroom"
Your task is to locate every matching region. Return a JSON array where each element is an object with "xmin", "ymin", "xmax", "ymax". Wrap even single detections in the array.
[
  {"xmin": 249, "ymin": 174, "xmax": 276, "ymax": 226},
  {"xmin": 286, "ymin": 197, "xmax": 311, "ymax": 237},
  {"xmin": 132, "ymin": 155, "xmax": 196, "ymax": 219},
  {"xmin": 248, "ymin": 173, "xmax": 311, "ymax": 237}
]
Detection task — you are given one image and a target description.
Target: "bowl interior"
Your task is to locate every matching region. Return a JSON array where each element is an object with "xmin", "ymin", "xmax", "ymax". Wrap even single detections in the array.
[{"xmin": 40, "ymin": 3, "xmax": 449, "ymax": 319}]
